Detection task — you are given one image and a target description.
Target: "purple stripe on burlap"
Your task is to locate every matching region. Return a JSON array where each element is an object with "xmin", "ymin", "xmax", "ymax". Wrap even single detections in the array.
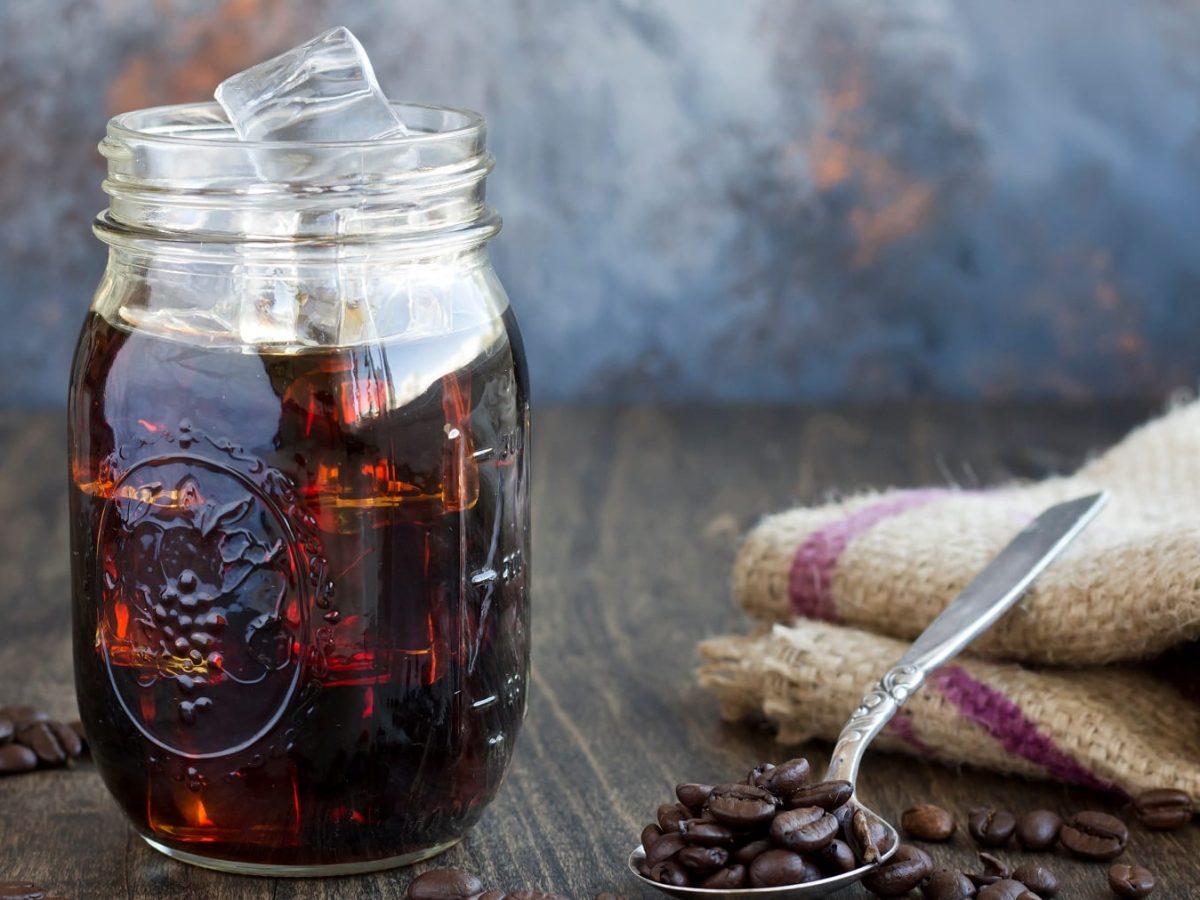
[
  {"xmin": 932, "ymin": 666, "xmax": 1124, "ymax": 796},
  {"xmin": 887, "ymin": 712, "xmax": 934, "ymax": 758},
  {"xmin": 788, "ymin": 489, "xmax": 947, "ymax": 621}
]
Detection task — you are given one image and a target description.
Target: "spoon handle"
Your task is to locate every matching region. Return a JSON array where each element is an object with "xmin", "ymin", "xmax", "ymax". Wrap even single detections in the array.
[{"xmin": 823, "ymin": 491, "xmax": 1108, "ymax": 787}]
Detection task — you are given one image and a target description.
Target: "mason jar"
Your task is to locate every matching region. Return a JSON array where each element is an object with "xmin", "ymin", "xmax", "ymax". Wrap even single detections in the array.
[{"xmin": 67, "ymin": 102, "xmax": 530, "ymax": 875}]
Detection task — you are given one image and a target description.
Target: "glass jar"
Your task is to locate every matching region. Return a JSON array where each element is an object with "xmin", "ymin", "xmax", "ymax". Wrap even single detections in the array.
[{"xmin": 67, "ymin": 102, "xmax": 530, "ymax": 875}]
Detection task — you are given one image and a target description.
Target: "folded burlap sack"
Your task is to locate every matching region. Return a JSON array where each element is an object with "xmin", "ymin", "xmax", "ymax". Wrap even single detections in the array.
[{"xmin": 699, "ymin": 401, "xmax": 1200, "ymax": 797}]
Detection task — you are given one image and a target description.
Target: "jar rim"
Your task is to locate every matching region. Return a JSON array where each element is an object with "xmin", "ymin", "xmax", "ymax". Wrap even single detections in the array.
[{"xmin": 107, "ymin": 100, "xmax": 485, "ymax": 151}]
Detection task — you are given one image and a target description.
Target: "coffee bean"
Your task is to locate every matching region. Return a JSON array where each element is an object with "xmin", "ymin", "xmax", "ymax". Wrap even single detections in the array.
[
  {"xmin": 477, "ymin": 892, "xmax": 506, "ymax": 900},
  {"xmin": 1012, "ymin": 862, "xmax": 1057, "ymax": 896},
  {"xmin": 788, "ymin": 779, "xmax": 853, "ymax": 811},
  {"xmin": 676, "ymin": 845, "xmax": 729, "ymax": 873},
  {"xmin": 968, "ymin": 852, "xmax": 1010, "ymax": 888},
  {"xmin": 0, "ymin": 716, "xmax": 12, "ymax": 744},
  {"xmin": 814, "ymin": 839, "xmax": 857, "ymax": 875},
  {"xmin": 732, "ymin": 838, "xmax": 773, "ymax": 865},
  {"xmin": 1132, "ymin": 788, "xmax": 1193, "ymax": 831},
  {"xmin": 706, "ymin": 783, "xmax": 778, "ymax": 829},
  {"xmin": 977, "ymin": 879, "xmax": 1038, "ymax": 900},
  {"xmin": 506, "ymin": 892, "xmax": 569, "ymax": 900},
  {"xmin": 0, "ymin": 706, "xmax": 48, "ymax": 729},
  {"xmin": 861, "ymin": 844, "xmax": 932, "ymax": 898},
  {"xmin": 0, "ymin": 742, "xmax": 38, "ymax": 774},
  {"xmin": 770, "ymin": 806, "xmax": 839, "ymax": 852},
  {"xmin": 1108, "ymin": 863, "xmax": 1155, "ymax": 898},
  {"xmin": 0, "ymin": 883, "xmax": 47, "ymax": 900},
  {"xmin": 48, "ymin": 722, "xmax": 83, "ymax": 759},
  {"xmin": 748, "ymin": 849, "xmax": 819, "ymax": 887},
  {"xmin": 746, "ymin": 762, "xmax": 776, "ymax": 787},
  {"xmin": 762, "ymin": 758, "xmax": 811, "ymax": 797},
  {"xmin": 16, "ymin": 721, "xmax": 66, "ymax": 766},
  {"xmin": 922, "ymin": 868, "xmax": 976, "ymax": 900},
  {"xmin": 645, "ymin": 833, "xmax": 686, "ymax": 865},
  {"xmin": 406, "ymin": 868, "xmax": 484, "ymax": 900},
  {"xmin": 901, "ymin": 803, "xmax": 956, "ymax": 841},
  {"xmin": 1059, "ymin": 810, "xmax": 1128, "ymax": 861},
  {"xmin": 656, "ymin": 802, "xmax": 690, "ymax": 834},
  {"xmin": 848, "ymin": 808, "xmax": 893, "ymax": 864},
  {"xmin": 678, "ymin": 819, "xmax": 734, "ymax": 847},
  {"xmin": 648, "ymin": 860, "xmax": 690, "ymax": 887},
  {"xmin": 675, "ymin": 782, "xmax": 713, "ymax": 812},
  {"xmin": 1016, "ymin": 810, "xmax": 1062, "ymax": 851},
  {"xmin": 700, "ymin": 865, "xmax": 747, "ymax": 889},
  {"xmin": 640, "ymin": 823, "xmax": 663, "ymax": 851},
  {"xmin": 969, "ymin": 807, "xmax": 1016, "ymax": 847},
  {"xmin": 68, "ymin": 721, "xmax": 87, "ymax": 753}
]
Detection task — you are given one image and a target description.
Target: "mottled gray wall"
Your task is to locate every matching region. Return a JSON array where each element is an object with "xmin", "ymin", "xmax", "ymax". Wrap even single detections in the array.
[{"xmin": 2, "ymin": 0, "xmax": 1199, "ymax": 405}]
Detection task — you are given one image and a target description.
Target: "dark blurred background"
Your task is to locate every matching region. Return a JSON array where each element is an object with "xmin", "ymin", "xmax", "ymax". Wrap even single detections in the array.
[{"xmin": 2, "ymin": 0, "xmax": 1199, "ymax": 406}]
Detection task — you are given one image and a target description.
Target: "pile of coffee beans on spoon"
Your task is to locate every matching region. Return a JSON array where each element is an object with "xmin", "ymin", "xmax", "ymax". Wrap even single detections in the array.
[{"xmin": 0, "ymin": 705, "xmax": 87, "ymax": 775}]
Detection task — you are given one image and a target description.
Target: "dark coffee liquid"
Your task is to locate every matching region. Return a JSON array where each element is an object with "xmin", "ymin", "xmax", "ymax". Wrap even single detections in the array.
[{"xmin": 68, "ymin": 310, "xmax": 529, "ymax": 868}]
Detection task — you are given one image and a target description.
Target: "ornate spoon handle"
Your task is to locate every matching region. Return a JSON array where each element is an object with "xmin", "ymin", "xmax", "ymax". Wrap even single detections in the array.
[{"xmin": 824, "ymin": 491, "xmax": 1108, "ymax": 786}]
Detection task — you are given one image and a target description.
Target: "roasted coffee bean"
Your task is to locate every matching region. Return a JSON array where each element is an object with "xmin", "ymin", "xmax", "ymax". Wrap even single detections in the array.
[
  {"xmin": 676, "ymin": 845, "xmax": 729, "ymax": 873},
  {"xmin": 814, "ymin": 839, "xmax": 857, "ymax": 875},
  {"xmin": 922, "ymin": 868, "xmax": 976, "ymax": 900},
  {"xmin": 406, "ymin": 868, "xmax": 484, "ymax": 900},
  {"xmin": 700, "ymin": 865, "xmax": 747, "ymax": 890},
  {"xmin": 0, "ymin": 883, "xmax": 48, "ymax": 900},
  {"xmin": 788, "ymin": 779, "xmax": 853, "ymax": 811},
  {"xmin": 0, "ymin": 742, "xmax": 38, "ymax": 774},
  {"xmin": 678, "ymin": 819, "xmax": 734, "ymax": 847},
  {"xmin": 1108, "ymin": 863, "xmax": 1155, "ymax": 898},
  {"xmin": 0, "ymin": 706, "xmax": 48, "ymax": 729},
  {"xmin": 746, "ymin": 762, "xmax": 776, "ymax": 788},
  {"xmin": 861, "ymin": 844, "xmax": 932, "ymax": 898},
  {"xmin": 732, "ymin": 838, "xmax": 773, "ymax": 865},
  {"xmin": 675, "ymin": 782, "xmax": 713, "ymax": 812},
  {"xmin": 0, "ymin": 715, "xmax": 12, "ymax": 744},
  {"xmin": 640, "ymin": 823, "xmax": 663, "ymax": 851},
  {"xmin": 969, "ymin": 807, "xmax": 1016, "ymax": 847},
  {"xmin": 762, "ymin": 758, "xmax": 811, "ymax": 797},
  {"xmin": 848, "ymin": 808, "xmax": 893, "ymax": 864},
  {"xmin": 748, "ymin": 849, "xmax": 819, "ymax": 887},
  {"xmin": 1059, "ymin": 810, "xmax": 1128, "ymax": 861},
  {"xmin": 1016, "ymin": 810, "xmax": 1061, "ymax": 851},
  {"xmin": 902, "ymin": 803, "xmax": 956, "ymax": 841},
  {"xmin": 968, "ymin": 852, "xmax": 1010, "ymax": 888},
  {"xmin": 648, "ymin": 861, "xmax": 690, "ymax": 888},
  {"xmin": 706, "ymin": 783, "xmax": 778, "ymax": 829},
  {"xmin": 1012, "ymin": 862, "xmax": 1057, "ymax": 896},
  {"xmin": 16, "ymin": 721, "xmax": 66, "ymax": 766},
  {"xmin": 977, "ymin": 880, "xmax": 1037, "ymax": 900},
  {"xmin": 68, "ymin": 721, "xmax": 87, "ymax": 752},
  {"xmin": 1131, "ymin": 788, "xmax": 1193, "ymax": 831},
  {"xmin": 657, "ymin": 802, "xmax": 690, "ymax": 833},
  {"xmin": 48, "ymin": 721, "xmax": 82, "ymax": 759},
  {"xmin": 645, "ymin": 833, "xmax": 687, "ymax": 865},
  {"xmin": 770, "ymin": 806, "xmax": 839, "ymax": 852},
  {"xmin": 477, "ymin": 892, "xmax": 506, "ymax": 900}
]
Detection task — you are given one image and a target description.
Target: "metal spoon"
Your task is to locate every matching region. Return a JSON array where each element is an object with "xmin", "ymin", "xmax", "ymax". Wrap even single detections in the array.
[{"xmin": 629, "ymin": 491, "xmax": 1108, "ymax": 898}]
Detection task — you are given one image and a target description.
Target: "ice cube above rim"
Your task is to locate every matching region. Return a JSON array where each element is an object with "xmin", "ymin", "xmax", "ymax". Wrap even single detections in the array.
[{"xmin": 215, "ymin": 26, "xmax": 407, "ymax": 143}]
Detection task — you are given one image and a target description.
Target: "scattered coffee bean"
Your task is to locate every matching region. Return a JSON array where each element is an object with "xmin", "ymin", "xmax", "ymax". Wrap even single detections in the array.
[
  {"xmin": 862, "ymin": 844, "xmax": 932, "ymax": 898},
  {"xmin": 1131, "ymin": 788, "xmax": 1193, "ymax": 831},
  {"xmin": 922, "ymin": 868, "xmax": 976, "ymax": 900},
  {"xmin": 68, "ymin": 721, "xmax": 87, "ymax": 752},
  {"xmin": 0, "ymin": 706, "xmax": 48, "ymax": 729},
  {"xmin": 18, "ymin": 722, "xmax": 65, "ymax": 766},
  {"xmin": 814, "ymin": 839, "xmax": 857, "ymax": 876},
  {"xmin": 676, "ymin": 845, "xmax": 728, "ymax": 874},
  {"xmin": 700, "ymin": 865, "xmax": 747, "ymax": 889},
  {"xmin": 748, "ymin": 849, "xmax": 818, "ymax": 887},
  {"xmin": 732, "ymin": 838, "xmax": 773, "ymax": 864},
  {"xmin": 969, "ymin": 807, "xmax": 1017, "ymax": 847},
  {"xmin": 656, "ymin": 802, "xmax": 689, "ymax": 834},
  {"xmin": 747, "ymin": 763, "xmax": 776, "ymax": 787},
  {"xmin": 968, "ymin": 851, "xmax": 1011, "ymax": 888},
  {"xmin": 645, "ymin": 833, "xmax": 687, "ymax": 866},
  {"xmin": 0, "ymin": 743, "xmax": 37, "ymax": 775},
  {"xmin": 477, "ymin": 892, "xmax": 505, "ymax": 900},
  {"xmin": 1012, "ymin": 862, "xmax": 1057, "ymax": 896},
  {"xmin": 47, "ymin": 722, "xmax": 82, "ymax": 759},
  {"xmin": 762, "ymin": 758, "xmax": 811, "ymax": 797},
  {"xmin": 1108, "ymin": 863, "xmax": 1155, "ymax": 898},
  {"xmin": 787, "ymin": 779, "xmax": 853, "ymax": 811},
  {"xmin": 1016, "ymin": 810, "xmax": 1061, "ymax": 851},
  {"xmin": 406, "ymin": 868, "xmax": 484, "ymax": 900},
  {"xmin": 770, "ymin": 806, "xmax": 838, "ymax": 852},
  {"xmin": 706, "ymin": 783, "xmax": 779, "ymax": 829},
  {"xmin": 977, "ymin": 879, "xmax": 1038, "ymax": 900},
  {"xmin": 675, "ymin": 782, "xmax": 713, "ymax": 812},
  {"xmin": 648, "ymin": 860, "xmax": 690, "ymax": 887},
  {"xmin": 0, "ymin": 882, "xmax": 48, "ymax": 900},
  {"xmin": 640, "ymin": 823, "xmax": 662, "ymax": 851},
  {"xmin": 1059, "ymin": 810, "xmax": 1128, "ymax": 861},
  {"xmin": 848, "ymin": 807, "xmax": 892, "ymax": 864},
  {"xmin": 901, "ymin": 803, "xmax": 956, "ymax": 841},
  {"xmin": 678, "ymin": 819, "xmax": 734, "ymax": 847},
  {"xmin": 0, "ymin": 716, "xmax": 12, "ymax": 744}
]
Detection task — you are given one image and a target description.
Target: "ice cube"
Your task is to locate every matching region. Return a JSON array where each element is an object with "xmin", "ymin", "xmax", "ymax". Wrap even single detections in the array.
[{"xmin": 215, "ymin": 26, "xmax": 406, "ymax": 143}]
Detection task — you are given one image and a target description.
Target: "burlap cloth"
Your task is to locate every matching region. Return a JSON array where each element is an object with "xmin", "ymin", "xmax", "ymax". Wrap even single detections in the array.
[{"xmin": 698, "ymin": 402, "xmax": 1200, "ymax": 799}]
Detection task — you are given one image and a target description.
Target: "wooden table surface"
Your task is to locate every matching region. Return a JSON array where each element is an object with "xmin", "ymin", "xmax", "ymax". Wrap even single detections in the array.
[{"xmin": 1, "ymin": 404, "xmax": 1196, "ymax": 899}]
